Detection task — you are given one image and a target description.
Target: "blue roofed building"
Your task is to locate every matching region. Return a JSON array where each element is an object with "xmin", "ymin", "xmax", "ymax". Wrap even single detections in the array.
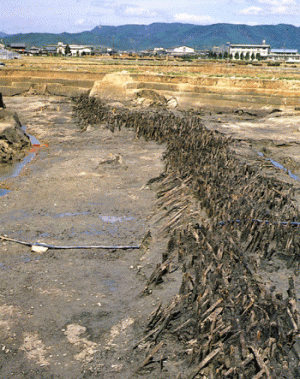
[{"xmin": 268, "ymin": 49, "xmax": 300, "ymax": 62}]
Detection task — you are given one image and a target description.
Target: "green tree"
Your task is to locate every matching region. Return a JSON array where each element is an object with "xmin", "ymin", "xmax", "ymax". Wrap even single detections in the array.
[
  {"xmin": 251, "ymin": 52, "xmax": 255, "ymax": 60},
  {"xmin": 65, "ymin": 44, "xmax": 71, "ymax": 55},
  {"xmin": 256, "ymin": 53, "xmax": 261, "ymax": 61},
  {"xmin": 245, "ymin": 52, "xmax": 250, "ymax": 60},
  {"xmin": 234, "ymin": 52, "xmax": 239, "ymax": 60},
  {"xmin": 223, "ymin": 51, "xmax": 228, "ymax": 59}
]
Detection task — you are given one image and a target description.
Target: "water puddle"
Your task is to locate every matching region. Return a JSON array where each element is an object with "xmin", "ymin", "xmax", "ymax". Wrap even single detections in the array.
[
  {"xmin": 258, "ymin": 151, "xmax": 300, "ymax": 181},
  {"xmin": 0, "ymin": 126, "xmax": 42, "ymax": 197},
  {"xmin": 99, "ymin": 215, "xmax": 133, "ymax": 223},
  {"xmin": 0, "ymin": 189, "xmax": 11, "ymax": 196},
  {"xmin": 52, "ymin": 212, "xmax": 90, "ymax": 218}
]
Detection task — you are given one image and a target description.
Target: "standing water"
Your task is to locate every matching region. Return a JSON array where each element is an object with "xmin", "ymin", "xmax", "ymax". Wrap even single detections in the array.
[{"xmin": 0, "ymin": 126, "xmax": 40, "ymax": 196}]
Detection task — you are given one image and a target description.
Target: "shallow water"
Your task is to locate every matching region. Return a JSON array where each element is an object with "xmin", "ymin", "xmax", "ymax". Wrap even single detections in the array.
[
  {"xmin": 258, "ymin": 152, "xmax": 300, "ymax": 181},
  {"xmin": 0, "ymin": 127, "xmax": 40, "ymax": 197}
]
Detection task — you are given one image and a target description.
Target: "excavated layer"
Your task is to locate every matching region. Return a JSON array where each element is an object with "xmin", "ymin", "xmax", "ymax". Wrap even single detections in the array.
[{"xmin": 1, "ymin": 67, "xmax": 300, "ymax": 108}]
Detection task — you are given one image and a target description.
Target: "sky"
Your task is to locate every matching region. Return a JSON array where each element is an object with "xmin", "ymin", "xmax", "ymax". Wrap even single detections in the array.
[{"xmin": 1, "ymin": 0, "xmax": 300, "ymax": 34}]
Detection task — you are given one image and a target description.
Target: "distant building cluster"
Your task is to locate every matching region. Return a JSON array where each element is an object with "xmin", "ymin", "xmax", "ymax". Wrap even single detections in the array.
[
  {"xmin": 0, "ymin": 42, "xmax": 200, "ymax": 59},
  {"xmin": 0, "ymin": 42, "xmax": 94, "ymax": 58},
  {"xmin": 228, "ymin": 41, "xmax": 300, "ymax": 62},
  {"xmin": 1, "ymin": 39, "xmax": 299, "ymax": 63}
]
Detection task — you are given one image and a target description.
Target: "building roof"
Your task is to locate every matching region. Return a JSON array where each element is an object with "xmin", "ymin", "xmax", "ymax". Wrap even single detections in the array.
[
  {"xmin": 45, "ymin": 46, "xmax": 57, "ymax": 51},
  {"xmin": 270, "ymin": 49, "xmax": 298, "ymax": 54},
  {"xmin": 172, "ymin": 46, "xmax": 195, "ymax": 51},
  {"xmin": 9, "ymin": 43, "xmax": 26, "ymax": 48},
  {"xmin": 230, "ymin": 44, "xmax": 270, "ymax": 48}
]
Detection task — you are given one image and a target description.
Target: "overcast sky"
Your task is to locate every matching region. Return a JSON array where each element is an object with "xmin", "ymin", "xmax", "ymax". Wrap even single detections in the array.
[{"xmin": 1, "ymin": 0, "xmax": 299, "ymax": 34}]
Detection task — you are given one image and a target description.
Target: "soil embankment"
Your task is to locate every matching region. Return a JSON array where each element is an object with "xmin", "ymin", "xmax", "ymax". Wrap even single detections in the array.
[{"xmin": 3, "ymin": 57, "xmax": 300, "ymax": 109}]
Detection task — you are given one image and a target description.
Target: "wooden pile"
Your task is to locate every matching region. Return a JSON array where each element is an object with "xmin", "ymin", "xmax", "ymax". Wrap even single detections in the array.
[
  {"xmin": 73, "ymin": 94, "xmax": 300, "ymax": 378},
  {"xmin": 140, "ymin": 225, "xmax": 300, "ymax": 378}
]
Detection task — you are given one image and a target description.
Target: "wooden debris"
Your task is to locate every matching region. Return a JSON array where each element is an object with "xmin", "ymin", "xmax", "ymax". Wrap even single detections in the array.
[
  {"xmin": 136, "ymin": 341, "xmax": 164, "ymax": 371},
  {"xmin": 73, "ymin": 94, "xmax": 300, "ymax": 378}
]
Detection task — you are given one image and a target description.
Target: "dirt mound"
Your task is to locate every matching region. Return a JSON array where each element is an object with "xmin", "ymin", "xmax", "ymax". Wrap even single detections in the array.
[
  {"xmin": 0, "ymin": 108, "xmax": 31, "ymax": 163},
  {"xmin": 134, "ymin": 89, "xmax": 168, "ymax": 107}
]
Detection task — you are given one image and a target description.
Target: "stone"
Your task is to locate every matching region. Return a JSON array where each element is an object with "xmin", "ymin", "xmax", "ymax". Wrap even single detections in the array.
[
  {"xmin": 135, "ymin": 89, "xmax": 168, "ymax": 106},
  {"xmin": 167, "ymin": 97, "xmax": 178, "ymax": 109}
]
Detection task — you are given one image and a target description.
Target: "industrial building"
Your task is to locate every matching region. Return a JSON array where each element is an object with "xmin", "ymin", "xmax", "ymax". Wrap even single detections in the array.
[{"xmin": 228, "ymin": 41, "xmax": 270, "ymax": 60}]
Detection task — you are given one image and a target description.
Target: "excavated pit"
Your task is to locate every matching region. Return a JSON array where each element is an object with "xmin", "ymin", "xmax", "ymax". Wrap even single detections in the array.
[{"xmin": 1, "ymin": 93, "xmax": 300, "ymax": 378}]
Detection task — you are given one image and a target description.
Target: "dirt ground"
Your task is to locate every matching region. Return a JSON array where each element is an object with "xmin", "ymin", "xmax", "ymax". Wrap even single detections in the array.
[
  {"xmin": 2, "ymin": 95, "xmax": 300, "ymax": 378},
  {"xmin": 0, "ymin": 95, "xmax": 184, "ymax": 378}
]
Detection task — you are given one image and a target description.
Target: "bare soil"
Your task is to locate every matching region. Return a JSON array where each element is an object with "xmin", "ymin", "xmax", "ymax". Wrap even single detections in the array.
[
  {"xmin": 1, "ymin": 95, "xmax": 300, "ymax": 378},
  {"xmin": 0, "ymin": 95, "xmax": 182, "ymax": 378}
]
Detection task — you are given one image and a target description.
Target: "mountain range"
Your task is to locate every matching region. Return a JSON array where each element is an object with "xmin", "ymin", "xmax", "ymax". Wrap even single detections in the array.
[
  {"xmin": 0, "ymin": 32, "xmax": 9, "ymax": 39},
  {"xmin": 2, "ymin": 23, "xmax": 300, "ymax": 51}
]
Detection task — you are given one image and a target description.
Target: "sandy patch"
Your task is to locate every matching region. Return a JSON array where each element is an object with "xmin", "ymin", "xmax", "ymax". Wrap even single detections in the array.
[
  {"xmin": 20, "ymin": 332, "xmax": 50, "ymax": 366},
  {"xmin": 64, "ymin": 324, "xmax": 98, "ymax": 362}
]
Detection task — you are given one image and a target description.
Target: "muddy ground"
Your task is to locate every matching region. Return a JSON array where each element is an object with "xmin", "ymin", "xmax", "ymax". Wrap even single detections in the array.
[
  {"xmin": 1, "ymin": 96, "xmax": 300, "ymax": 378},
  {"xmin": 0, "ymin": 95, "xmax": 181, "ymax": 378}
]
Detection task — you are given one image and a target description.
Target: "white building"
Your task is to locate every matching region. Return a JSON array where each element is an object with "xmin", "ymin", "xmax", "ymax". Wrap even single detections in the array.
[
  {"xmin": 57, "ymin": 42, "xmax": 93, "ymax": 56},
  {"xmin": 229, "ymin": 40, "xmax": 270, "ymax": 59},
  {"xmin": 167, "ymin": 46, "xmax": 195, "ymax": 56},
  {"xmin": 268, "ymin": 49, "xmax": 300, "ymax": 62}
]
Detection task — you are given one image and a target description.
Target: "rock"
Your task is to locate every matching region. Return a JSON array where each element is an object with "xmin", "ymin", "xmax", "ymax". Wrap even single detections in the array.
[
  {"xmin": 0, "ymin": 140, "xmax": 13, "ymax": 163},
  {"xmin": 167, "ymin": 97, "xmax": 178, "ymax": 109},
  {"xmin": 96, "ymin": 154, "xmax": 123, "ymax": 168},
  {"xmin": 135, "ymin": 90, "xmax": 168, "ymax": 107}
]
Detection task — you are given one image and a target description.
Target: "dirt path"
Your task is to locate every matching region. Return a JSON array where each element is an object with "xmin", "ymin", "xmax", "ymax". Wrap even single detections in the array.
[{"xmin": 0, "ymin": 96, "xmax": 182, "ymax": 378}]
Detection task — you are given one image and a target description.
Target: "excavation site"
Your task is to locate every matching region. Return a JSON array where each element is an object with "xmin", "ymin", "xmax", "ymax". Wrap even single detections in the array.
[{"xmin": 1, "ymin": 57, "xmax": 300, "ymax": 378}]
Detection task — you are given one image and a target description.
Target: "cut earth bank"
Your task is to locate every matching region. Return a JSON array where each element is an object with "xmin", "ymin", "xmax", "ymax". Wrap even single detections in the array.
[{"xmin": 1, "ymin": 94, "xmax": 300, "ymax": 377}]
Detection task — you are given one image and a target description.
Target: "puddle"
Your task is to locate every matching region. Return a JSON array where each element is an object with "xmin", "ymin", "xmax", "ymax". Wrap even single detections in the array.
[
  {"xmin": 53, "ymin": 212, "xmax": 90, "ymax": 218},
  {"xmin": 258, "ymin": 152, "xmax": 300, "ymax": 181},
  {"xmin": 0, "ymin": 189, "xmax": 11, "ymax": 196},
  {"xmin": 99, "ymin": 215, "xmax": 133, "ymax": 223},
  {"xmin": 0, "ymin": 127, "xmax": 41, "ymax": 197},
  {"xmin": 0, "ymin": 152, "xmax": 36, "ymax": 184},
  {"xmin": 104, "ymin": 279, "xmax": 117, "ymax": 292}
]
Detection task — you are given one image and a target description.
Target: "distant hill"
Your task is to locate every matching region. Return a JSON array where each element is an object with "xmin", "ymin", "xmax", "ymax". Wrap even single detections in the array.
[
  {"xmin": 0, "ymin": 32, "xmax": 9, "ymax": 38},
  {"xmin": 3, "ymin": 23, "xmax": 300, "ymax": 51}
]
